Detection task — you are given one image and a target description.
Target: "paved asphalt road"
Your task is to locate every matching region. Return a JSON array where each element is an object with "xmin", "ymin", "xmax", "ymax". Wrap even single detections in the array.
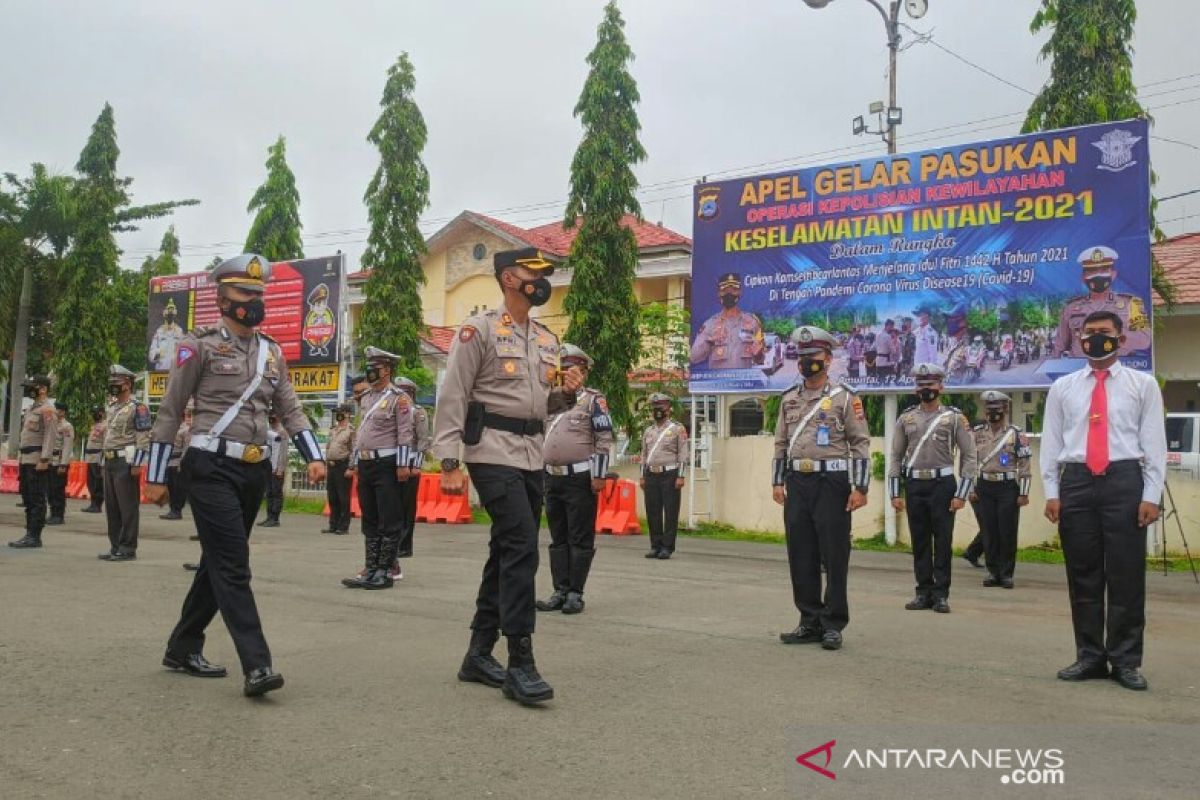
[{"xmin": 2, "ymin": 495, "xmax": 1197, "ymax": 799}]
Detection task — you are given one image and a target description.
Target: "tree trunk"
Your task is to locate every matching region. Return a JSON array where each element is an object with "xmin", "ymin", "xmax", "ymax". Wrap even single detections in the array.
[{"xmin": 6, "ymin": 256, "xmax": 33, "ymax": 458}]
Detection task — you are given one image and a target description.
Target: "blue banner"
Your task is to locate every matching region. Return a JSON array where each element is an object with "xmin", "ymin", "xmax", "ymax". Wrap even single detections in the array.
[{"xmin": 689, "ymin": 119, "xmax": 1153, "ymax": 394}]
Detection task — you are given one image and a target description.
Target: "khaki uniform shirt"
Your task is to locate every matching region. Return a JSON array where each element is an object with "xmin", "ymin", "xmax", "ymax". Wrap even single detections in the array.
[
  {"xmin": 432, "ymin": 305, "xmax": 568, "ymax": 471},
  {"xmin": 353, "ymin": 385, "xmax": 414, "ymax": 464},
  {"xmin": 973, "ymin": 422, "xmax": 1032, "ymax": 495},
  {"xmin": 690, "ymin": 310, "xmax": 764, "ymax": 370},
  {"xmin": 1054, "ymin": 292, "xmax": 1152, "ymax": 356},
  {"xmin": 168, "ymin": 421, "xmax": 191, "ymax": 467},
  {"xmin": 640, "ymin": 419, "xmax": 689, "ymax": 477},
  {"xmin": 543, "ymin": 387, "xmax": 614, "ymax": 474},
  {"xmin": 772, "ymin": 381, "xmax": 870, "ymax": 487},
  {"xmin": 84, "ymin": 421, "xmax": 107, "ymax": 464},
  {"xmin": 18, "ymin": 400, "xmax": 57, "ymax": 466},
  {"xmin": 53, "ymin": 419, "xmax": 75, "ymax": 466},
  {"xmin": 888, "ymin": 404, "xmax": 978, "ymax": 499},
  {"xmin": 103, "ymin": 398, "xmax": 152, "ymax": 461},
  {"xmin": 268, "ymin": 426, "xmax": 288, "ymax": 473},
  {"xmin": 408, "ymin": 406, "xmax": 432, "ymax": 468},
  {"xmin": 326, "ymin": 424, "xmax": 356, "ymax": 462}
]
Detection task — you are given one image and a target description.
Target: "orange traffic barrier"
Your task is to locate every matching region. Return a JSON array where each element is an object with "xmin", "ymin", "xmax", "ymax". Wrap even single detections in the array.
[
  {"xmin": 0, "ymin": 459, "xmax": 18, "ymax": 494},
  {"xmin": 595, "ymin": 478, "xmax": 642, "ymax": 535},
  {"xmin": 138, "ymin": 468, "xmax": 150, "ymax": 503},
  {"xmin": 66, "ymin": 461, "xmax": 88, "ymax": 498},
  {"xmin": 418, "ymin": 473, "xmax": 471, "ymax": 524},
  {"xmin": 322, "ymin": 470, "xmax": 362, "ymax": 518},
  {"xmin": 414, "ymin": 473, "xmax": 439, "ymax": 522}
]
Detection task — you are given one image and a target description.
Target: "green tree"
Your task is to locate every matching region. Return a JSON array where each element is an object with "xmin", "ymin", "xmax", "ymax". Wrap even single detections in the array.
[
  {"xmin": 356, "ymin": 52, "xmax": 431, "ymax": 374},
  {"xmin": 562, "ymin": 1, "xmax": 647, "ymax": 433},
  {"xmin": 245, "ymin": 135, "xmax": 304, "ymax": 261},
  {"xmin": 1022, "ymin": 0, "xmax": 1175, "ymax": 305},
  {"xmin": 143, "ymin": 224, "xmax": 180, "ymax": 277}
]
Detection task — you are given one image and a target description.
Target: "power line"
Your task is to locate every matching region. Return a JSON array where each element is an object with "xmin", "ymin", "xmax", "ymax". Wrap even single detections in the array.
[
  {"xmin": 907, "ymin": 26, "xmax": 1036, "ymax": 97},
  {"xmin": 1160, "ymin": 189, "xmax": 1200, "ymax": 202}
]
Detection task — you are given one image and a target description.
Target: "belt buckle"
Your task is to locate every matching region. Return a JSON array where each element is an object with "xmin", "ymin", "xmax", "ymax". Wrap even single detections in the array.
[
  {"xmin": 797, "ymin": 459, "xmax": 815, "ymax": 473},
  {"xmin": 241, "ymin": 444, "xmax": 263, "ymax": 464}
]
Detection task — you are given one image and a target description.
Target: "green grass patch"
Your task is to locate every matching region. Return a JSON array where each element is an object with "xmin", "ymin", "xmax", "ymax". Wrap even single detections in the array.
[
  {"xmin": 685, "ymin": 521, "xmax": 785, "ymax": 545},
  {"xmin": 282, "ymin": 496, "xmax": 328, "ymax": 515}
]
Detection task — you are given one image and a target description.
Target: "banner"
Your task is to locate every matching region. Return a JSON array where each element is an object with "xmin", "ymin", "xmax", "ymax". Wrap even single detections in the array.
[
  {"xmin": 147, "ymin": 254, "xmax": 343, "ymax": 396},
  {"xmin": 689, "ymin": 119, "xmax": 1152, "ymax": 394}
]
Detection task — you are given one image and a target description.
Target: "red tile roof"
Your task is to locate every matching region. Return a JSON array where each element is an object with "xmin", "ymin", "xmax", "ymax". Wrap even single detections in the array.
[
  {"xmin": 420, "ymin": 325, "xmax": 456, "ymax": 354},
  {"xmin": 471, "ymin": 212, "xmax": 690, "ymax": 258},
  {"xmin": 1153, "ymin": 232, "xmax": 1200, "ymax": 307}
]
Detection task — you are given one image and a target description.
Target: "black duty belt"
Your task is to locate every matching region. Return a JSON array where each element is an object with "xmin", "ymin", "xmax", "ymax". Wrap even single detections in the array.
[
  {"xmin": 104, "ymin": 449, "xmax": 125, "ymax": 460},
  {"xmin": 483, "ymin": 412, "xmax": 544, "ymax": 437},
  {"xmin": 84, "ymin": 448, "xmax": 102, "ymax": 454},
  {"xmin": 20, "ymin": 446, "xmax": 41, "ymax": 454}
]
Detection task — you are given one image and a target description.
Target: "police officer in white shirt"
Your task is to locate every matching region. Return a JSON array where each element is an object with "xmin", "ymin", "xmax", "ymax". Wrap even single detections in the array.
[{"xmin": 1040, "ymin": 310, "xmax": 1166, "ymax": 691}]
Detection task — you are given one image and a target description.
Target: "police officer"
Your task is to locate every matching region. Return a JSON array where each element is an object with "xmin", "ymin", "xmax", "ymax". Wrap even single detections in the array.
[
  {"xmin": 150, "ymin": 297, "xmax": 186, "ymax": 371},
  {"xmin": 322, "ymin": 403, "xmax": 356, "ymax": 535},
  {"xmin": 640, "ymin": 393, "xmax": 688, "ymax": 559},
  {"xmin": 161, "ymin": 403, "xmax": 193, "ymax": 521},
  {"xmin": 889, "ymin": 363, "xmax": 978, "ymax": 613},
  {"xmin": 913, "ymin": 306, "xmax": 940, "ymax": 365},
  {"xmin": 8, "ymin": 375, "xmax": 56, "ymax": 549},
  {"xmin": 145, "ymin": 253, "xmax": 326, "ymax": 698},
  {"xmin": 690, "ymin": 273, "xmax": 765, "ymax": 370},
  {"xmin": 773, "ymin": 327, "xmax": 871, "ymax": 650},
  {"xmin": 942, "ymin": 306, "xmax": 970, "ymax": 377},
  {"xmin": 99, "ymin": 365, "xmax": 151, "ymax": 562},
  {"xmin": 434, "ymin": 246, "xmax": 583, "ymax": 706},
  {"xmin": 968, "ymin": 391, "xmax": 1031, "ymax": 589},
  {"xmin": 1055, "ymin": 246, "xmax": 1152, "ymax": 357},
  {"xmin": 395, "ymin": 375, "xmax": 430, "ymax": 560},
  {"xmin": 341, "ymin": 347, "xmax": 413, "ymax": 589},
  {"xmin": 536, "ymin": 344, "xmax": 614, "ymax": 615},
  {"xmin": 259, "ymin": 412, "xmax": 288, "ymax": 527},
  {"xmin": 46, "ymin": 402, "xmax": 74, "ymax": 525},
  {"xmin": 81, "ymin": 405, "xmax": 107, "ymax": 513}
]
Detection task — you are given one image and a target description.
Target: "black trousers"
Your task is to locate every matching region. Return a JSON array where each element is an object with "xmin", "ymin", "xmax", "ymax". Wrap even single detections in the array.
[
  {"xmin": 398, "ymin": 474, "xmax": 420, "ymax": 557},
  {"xmin": 19, "ymin": 463, "xmax": 49, "ymax": 538},
  {"xmin": 970, "ymin": 479, "xmax": 1020, "ymax": 579},
  {"xmin": 265, "ymin": 472, "xmax": 285, "ymax": 521},
  {"xmin": 964, "ymin": 530, "xmax": 985, "ymax": 563},
  {"xmin": 467, "ymin": 463, "xmax": 542, "ymax": 637},
  {"xmin": 357, "ymin": 458, "xmax": 404, "ymax": 541},
  {"xmin": 544, "ymin": 472, "xmax": 598, "ymax": 594},
  {"xmin": 1058, "ymin": 461, "xmax": 1147, "ymax": 668},
  {"xmin": 644, "ymin": 469, "xmax": 681, "ymax": 553},
  {"xmin": 905, "ymin": 475, "xmax": 957, "ymax": 599},
  {"xmin": 168, "ymin": 450, "xmax": 272, "ymax": 673},
  {"xmin": 48, "ymin": 466, "xmax": 68, "ymax": 518},
  {"xmin": 326, "ymin": 459, "xmax": 351, "ymax": 532},
  {"xmin": 86, "ymin": 461, "xmax": 104, "ymax": 508},
  {"xmin": 166, "ymin": 464, "xmax": 191, "ymax": 515},
  {"xmin": 103, "ymin": 457, "xmax": 141, "ymax": 554},
  {"xmin": 784, "ymin": 472, "xmax": 852, "ymax": 631}
]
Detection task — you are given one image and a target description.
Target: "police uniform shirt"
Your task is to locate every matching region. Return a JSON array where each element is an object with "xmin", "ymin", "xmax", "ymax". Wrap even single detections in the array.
[
  {"xmin": 1054, "ymin": 293, "xmax": 1151, "ymax": 356},
  {"xmin": 915, "ymin": 323, "xmax": 939, "ymax": 365},
  {"xmin": 690, "ymin": 310, "xmax": 764, "ymax": 369},
  {"xmin": 147, "ymin": 322, "xmax": 321, "ymax": 482},
  {"xmin": 943, "ymin": 337, "xmax": 969, "ymax": 373},
  {"xmin": 268, "ymin": 426, "xmax": 288, "ymax": 472},
  {"xmin": 103, "ymin": 398, "xmax": 152, "ymax": 462},
  {"xmin": 772, "ymin": 382, "xmax": 870, "ymax": 486},
  {"xmin": 888, "ymin": 404, "xmax": 978, "ymax": 499},
  {"xmin": 326, "ymin": 423, "xmax": 356, "ymax": 461},
  {"xmin": 408, "ymin": 406, "xmax": 432, "ymax": 468},
  {"xmin": 875, "ymin": 331, "xmax": 896, "ymax": 366},
  {"xmin": 973, "ymin": 422, "xmax": 1032, "ymax": 495},
  {"xmin": 53, "ymin": 419, "xmax": 75, "ymax": 466},
  {"xmin": 432, "ymin": 305, "xmax": 569, "ymax": 471},
  {"xmin": 1039, "ymin": 361, "xmax": 1167, "ymax": 503},
  {"xmin": 543, "ymin": 387, "xmax": 614, "ymax": 475},
  {"xmin": 18, "ymin": 400, "xmax": 57, "ymax": 466},
  {"xmin": 353, "ymin": 385, "xmax": 414, "ymax": 464},
  {"xmin": 84, "ymin": 420, "xmax": 107, "ymax": 464},
  {"xmin": 168, "ymin": 421, "xmax": 191, "ymax": 468},
  {"xmin": 640, "ymin": 419, "xmax": 688, "ymax": 476}
]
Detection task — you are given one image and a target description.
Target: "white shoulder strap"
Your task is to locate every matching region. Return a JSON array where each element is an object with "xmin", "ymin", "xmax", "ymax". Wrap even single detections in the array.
[
  {"xmin": 208, "ymin": 336, "xmax": 270, "ymax": 440},
  {"xmin": 904, "ymin": 409, "xmax": 957, "ymax": 471},
  {"xmin": 787, "ymin": 387, "xmax": 843, "ymax": 455},
  {"xmin": 981, "ymin": 427, "xmax": 1015, "ymax": 467},
  {"xmin": 646, "ymin": 423, "xmax": 676, "ymax": 463}
]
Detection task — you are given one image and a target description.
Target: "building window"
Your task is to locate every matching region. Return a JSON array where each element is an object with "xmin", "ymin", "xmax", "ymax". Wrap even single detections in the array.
[
  {"xmin": 729, "ymin": 398, "xmax": 764, "ymax": 437},
  {"xmin": 473, "ymin": 243, "xmax": 486, "ymax": 260}
]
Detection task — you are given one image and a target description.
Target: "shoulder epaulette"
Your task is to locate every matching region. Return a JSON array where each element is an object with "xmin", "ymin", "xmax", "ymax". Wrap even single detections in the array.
[
  {"xmin": 838, "ymin": 381, "xmax": 858, "ymax": 395},
  {"xmin": 258, "ymin": 331, "xmax": 278, "ymax": 343},
  {"xmin": 900, "ymin": 404, "xmax": 918, "ymax": 416},
  {"xmin": 973, "ymin": 422, "xmax": 987, "ymax": 431},
  {"xmin": 193, "ymin": 325, "xmax": 220, "ymax": 337}
]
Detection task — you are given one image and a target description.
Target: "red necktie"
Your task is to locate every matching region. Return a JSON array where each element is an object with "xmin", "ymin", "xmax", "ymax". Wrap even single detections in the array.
[{"xmin": 1086, "ymin": 369, "xmax": 1110, "ymax": 475}]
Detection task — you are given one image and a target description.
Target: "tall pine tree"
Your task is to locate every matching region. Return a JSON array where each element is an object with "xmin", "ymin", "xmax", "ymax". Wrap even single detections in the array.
[
  {"xmin": 245, "ymin": 135, "xmax": 304, "ymax": 261},
  {"xmin": 357, "ymin": 52, "xmax": 430, "ymax": 373},
  {"xmin": 1022, "ymin": 0, "xmax": 1175, "ymax": 304},
  {"xmin": 562, "ymin": 1, "xmax": 646, "ymax": 432}
]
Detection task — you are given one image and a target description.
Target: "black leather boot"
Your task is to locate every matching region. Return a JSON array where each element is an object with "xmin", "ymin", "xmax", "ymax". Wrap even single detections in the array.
[
  {"xmin": 561, "ymin": 591, "xmax": 585, "ymax": 615},
  {"xmin": 535, "ymin": 590, "xmax": 567, "ymax": 612},
  {"xmin": 8, "ymin": 535, "xmax": 42, "ymax": 549},
  {"xmin": 342, "ymin": 537, "xmax": 381, "ymax": 588},
  {"xmin": 361, "ymin": 536, "xmax": 397, "ymax": 590},
  {"xmin": 457, "ymin": 629, "xmax": 506, "ymax": 688},
  {"xmin": 568, "ymin": 547, "xmax": 595, "ymax": 597},
  {"xmin": 502, "ymin": 635, "xmax": 554, "ymax": 705}
]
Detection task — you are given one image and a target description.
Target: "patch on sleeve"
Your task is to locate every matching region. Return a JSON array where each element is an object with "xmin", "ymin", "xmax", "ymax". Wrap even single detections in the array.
[
  {"xmin": 176, "ymin": 345, "xmax": 195, "ymax": 367},
  {"xmin": 852, "ymin": 397, "xmax": 865, "ymax": 421},
  {"xmin": 459, "ymin": 327, "xmax": 476, "ymax": 344}
]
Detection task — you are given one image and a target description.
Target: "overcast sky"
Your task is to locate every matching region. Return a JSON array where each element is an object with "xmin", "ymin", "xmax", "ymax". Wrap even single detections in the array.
[{"xmin": 2, "ymin": 0, "xmax": 1198, "ymax": 273}]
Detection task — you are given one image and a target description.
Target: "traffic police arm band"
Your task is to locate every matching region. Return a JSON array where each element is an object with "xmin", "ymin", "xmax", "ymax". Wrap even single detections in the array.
[
  {"xmin": 395, "ymin": 446, "xmax": 411, "ymax": 466},
  {"xmin": 132, "ymin": 449, "xmax": 149, "ymax": 467},
  {"xmin": 955, "ymin": 477, "xmax": 974, "ymax": 500},
  {"xmin": 1019, "ymin": 477, "xmax": 1031, "ymax": 496},
  {"xmin": 590, "ymin": 453, "xmax": 610, "ymax": 477},
  {"xmin": 146, "ymin": 442, "xmax": 173, "ymax": 484},
  {"xmin": 852, "ymin": 458, "xmax": 870, "ymax": 490},
  {"xmin": 409, "ymin": 450, "xmax": 425, "ymax": 468},
  {"xmin": 889, "ymin": 476, "xmax": 901, "ymax": 499},
  {"xmin": 292, "ymin": 430, "xmax": 323, "ymax": 463},
  {"xmin": 772, "ymin": 458, "xmax": 787, "ymax": 487}
]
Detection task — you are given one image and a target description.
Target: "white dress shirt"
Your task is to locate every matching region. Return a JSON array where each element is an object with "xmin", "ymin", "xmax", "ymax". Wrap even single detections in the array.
[{"xmin": 1039, "ymin": 361, "xmax": 1167, "ymax": 503}]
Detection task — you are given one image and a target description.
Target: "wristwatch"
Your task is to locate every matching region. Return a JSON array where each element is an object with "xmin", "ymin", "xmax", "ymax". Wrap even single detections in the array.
[{"xmin": 440, "ymin": 458, "xmax": 461, "ymax": 472}]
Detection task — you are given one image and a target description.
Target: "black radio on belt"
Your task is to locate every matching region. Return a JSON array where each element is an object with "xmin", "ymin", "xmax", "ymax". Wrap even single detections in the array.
[{"xmin": 463, "ymin": 401, "xmax": 486, "ymax": 446}]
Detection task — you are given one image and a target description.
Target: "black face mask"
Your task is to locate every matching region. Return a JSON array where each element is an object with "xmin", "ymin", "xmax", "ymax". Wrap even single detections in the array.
[
  {"xmin": 917, "ymin": 387, "xmax": 940, "ymax": 403},
  {"xmin": 1085, "ymin": 277, "xmax": 1112, "ymax": 294},
  {"xmin": 652, "ymin": 408, "xmax": 668, "ymax": 421},
  {"xmin": 518, "ymin": 277, "xmax": 552, "ymax": 307},
  {"xmin": 92, "ymin": 411, "xmax": 104, "ymax": 422},
  {"xmin": 165, "ymin": 313, "xmax": 177, "ymax": 325},
  {"xmin": 336, "ymin": 414, "xmax": 346, "ymax": 422},
  {"xmin": 24, "ymin": 386, "xmax": 39, "ymax": 399},
  {"xmin": 799, "ymin": 357, "xmax": 825, "ymax": 377},
  {"xmin": 986, "ymin": 410, "xmax": 1005, "ymax": 423},
  {"xmin": 1081, "ymin": 332, "xmax": 1120, "ymax": 360},
  {"xmin": 108, "ymin": 384, "xmax": 124, "ymax": 397},
  {"xmin": 365, "ymin": 367, "xmax": 382, "ymax": 384},
  {"xmin": 720, "ymin": 294, "xmax": 738, "ymax": 309},
  {"xmin": 223, "ymin": 297, "xmax": 266, "ymax": 327}
]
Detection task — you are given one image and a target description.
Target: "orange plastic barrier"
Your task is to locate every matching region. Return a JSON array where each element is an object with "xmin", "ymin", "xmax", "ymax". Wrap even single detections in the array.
[
  {"xmin": 322, "ymin": 470, "xmax": 362, "ymax": 518},
  {"xmin": 595, "ymin": 479, "xmax": 642, "ymax": 535},
  {"xmin": 0, "ymin": 459, "xmax": 18, "ymax": 494},
  {"xmin": 414, "ymin": 473, "xmax": 439, "ymax": 522},
  {"xmin": 417, "ymin": 473, "xmax": 471, "ymax": 524},
  {"xmin": 138, "ymin": 468, "xmax": 150, "ymax": 503},
  {"xmin": 66, "ymin": 461, "xmax": 88, "ymax": 498}
]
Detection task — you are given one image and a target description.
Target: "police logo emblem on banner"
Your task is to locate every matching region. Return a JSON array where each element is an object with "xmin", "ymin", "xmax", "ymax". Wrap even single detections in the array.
[
  {"xmin": 1093, "ymin": 129, "xmax": 1141, "ymax": 172},
  {"xmin": 697, "ymin": 186, "xmax": 721, "ymax": 221}
]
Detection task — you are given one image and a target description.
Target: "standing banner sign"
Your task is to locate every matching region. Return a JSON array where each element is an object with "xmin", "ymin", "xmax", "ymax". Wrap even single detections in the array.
[
  {"xmin": 146, "ymin": 254, "xmax": 344, "ymax": 396},
  {"xmin": 689, "ymin": 119, "xmax": 1152, "ymax": 394}
]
